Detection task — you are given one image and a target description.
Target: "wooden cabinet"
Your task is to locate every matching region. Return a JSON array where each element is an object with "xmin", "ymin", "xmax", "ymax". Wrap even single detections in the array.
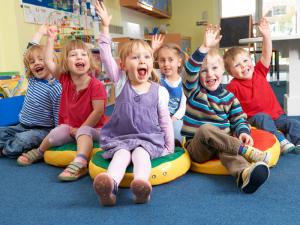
[
  {"xmin": 145, "ymin": 33, "xmax": 191, "ymax": 55},
  {"xmin": 120, "ymin": 0, "xmax": 171, "ymax": 18}
]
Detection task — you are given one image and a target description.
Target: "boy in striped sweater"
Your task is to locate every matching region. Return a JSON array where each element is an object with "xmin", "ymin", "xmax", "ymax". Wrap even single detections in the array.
[
  {"xmin": 0, "ymin": 25, "xmax": 61, "ymax": 158},
  {"xmin": 182, "ymin": 25, "xmax": 270, "ymax": 194}
]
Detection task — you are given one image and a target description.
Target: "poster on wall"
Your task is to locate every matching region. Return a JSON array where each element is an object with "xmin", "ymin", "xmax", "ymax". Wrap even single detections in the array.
[
  {"xmin": 21, "ymin": 0, "xmax": 73, "ymax": 12},
  {"xmin": 21, "ymin": 0, "xmax": 99, "ymax": 29}
]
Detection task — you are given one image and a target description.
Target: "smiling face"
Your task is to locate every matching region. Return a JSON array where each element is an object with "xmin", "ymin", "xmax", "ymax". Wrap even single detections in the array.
[
  {"xmin": 67, "ymin": 48, "xmax": 91, "ymax": 76},
  {"xmin": 24, "ymin": 46, "xmax": 50, "ymax": 79},
  {"xmin": 122, "ymin": 43, "xmax": 154, "ymax": 86},
  {"xmin": 228, "ymin": 52, "xmax": 254, "ymax": 80},
  {"xmin": 157, "ymin": 47, "xmax": 182, "ymax": 78},
  {"xmin": 200, "ymin": 52, "xmax": 224, "ymax": 91}
]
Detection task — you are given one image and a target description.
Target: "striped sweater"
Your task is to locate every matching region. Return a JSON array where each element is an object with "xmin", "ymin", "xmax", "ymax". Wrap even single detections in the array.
[{"xmin": 181, "ymin": 48, "xmax": 250, "ymax": 139}]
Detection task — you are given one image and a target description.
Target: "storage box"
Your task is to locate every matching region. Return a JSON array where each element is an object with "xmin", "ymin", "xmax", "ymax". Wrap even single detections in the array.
[{"xmin": 0, "ymin": 96, "xmax": 24, "ymax": 126}]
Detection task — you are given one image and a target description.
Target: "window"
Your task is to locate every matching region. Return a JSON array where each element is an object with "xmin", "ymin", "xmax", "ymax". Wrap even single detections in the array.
[
  {"xmin": 221, "ymin": 0, "xmax": 256, "ymax": 18},
  {"xmin": 263, "ymin": 0, "xmax": 297, "ymax": 35}
]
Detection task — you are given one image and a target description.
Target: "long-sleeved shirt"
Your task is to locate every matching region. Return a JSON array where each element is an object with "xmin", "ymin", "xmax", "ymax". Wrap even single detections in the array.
[{"xmin": 181, "ymin": 48, "xmax": 250, "ymax": 140}]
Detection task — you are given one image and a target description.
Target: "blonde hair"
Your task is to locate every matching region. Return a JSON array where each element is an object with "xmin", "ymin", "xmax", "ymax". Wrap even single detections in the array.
[
  {"xmin": 59, "ymin": 39, "xmax": 99, "ymax": 74},
  {"xmin": 155, "ymin": 43, "xmax": 186, "ymax": 73},
  {"xmin": 223, "ymin": 47, "xmax": 248, "ymax": 73},
  {"xmin": 118, "ymin": 39, "xmax": 160, "ymax": 83},
  {"xmin": 203, "ymin": 48, "xmax": 224, "ymax": 68},
  {"xmin": 23, "ymin": 45, "xmax": 45, "ymax": 78}
]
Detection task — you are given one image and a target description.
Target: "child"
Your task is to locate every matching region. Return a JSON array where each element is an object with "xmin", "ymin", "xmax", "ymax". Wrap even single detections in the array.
[
  {"xmin": 182, "ymin": 25, "xmax": 271, "ymax": 194},
  {"xmin": 94, "ymin": 1, "xmax": 174, "ymax": 205},
  {"xmin": 17, "ymin": 25, "xmax": 107, "ymax": 182},
  {"xmin": 0, "ymin": 25, "xmax": 61, "ymax": 158},
  {"xmin": 224, "ymin": 17, "xmax": 300, "ymax": 154},
  {"xmin": 152, "ymin": 35, "xmax": 187, "ymax": 143}
]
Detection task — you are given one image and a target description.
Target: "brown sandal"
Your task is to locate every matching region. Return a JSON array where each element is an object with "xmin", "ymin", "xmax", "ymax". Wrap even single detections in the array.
[{"xmin": 17, "ymin": 149, "xmax": 43, "ymax": 166}]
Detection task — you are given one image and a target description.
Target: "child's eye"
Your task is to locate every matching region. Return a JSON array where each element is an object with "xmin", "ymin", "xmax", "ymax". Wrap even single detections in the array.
[
  {"xmin": 243, "ymin": 59, "xmax": 248, "ymax": 63},
  {"xmin": 212, "ymin": 66, "xmax": 218, "ymax": 70},
  {"xmin": 145, "ymin": 55, "xmax": 151, "ymax": 59},
  {"xmin": 200, "ymin": 69, "xmax": 207, "ymax": 75},
  {"xmin": 234, "ymin": 64, "xmax": 240, "ymax": 68}
]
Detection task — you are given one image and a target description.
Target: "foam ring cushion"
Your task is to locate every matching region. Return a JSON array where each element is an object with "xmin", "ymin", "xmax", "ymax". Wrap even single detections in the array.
[
  {"xmin": 89, "ymin": 147, "xmax": 191, "ymax": 187},
  {"xmin": 190, "ymin": 128, "xmax": 280, "ymax": 175},
  {"xmin": 44, "ymin": 142, "xmax": 100, "ymax": 167}
]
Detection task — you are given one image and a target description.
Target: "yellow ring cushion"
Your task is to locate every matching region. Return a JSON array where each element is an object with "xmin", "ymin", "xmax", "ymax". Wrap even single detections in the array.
[
  {"xmin": 89, "ymin": 147, "xmax": 191, "ymax": 187},
  {"xmin": 44, "ymin": 142, "xmax": 101, "ymax": 167},
  {"xmin": 190, "ymin": 128, "xmax": 281, "ymax": 175}
]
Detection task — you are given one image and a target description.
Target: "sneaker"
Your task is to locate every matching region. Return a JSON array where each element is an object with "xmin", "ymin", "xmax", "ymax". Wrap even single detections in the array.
[
  {"xmin": 237, "ymin": 162, "xmax": 270, "ymax": 194},
  {"xmin": 130, "ymin": 179, "xmax": 152, "ymax": 204},
  {"xmin": 93, "ymin": 173, "xmax": 118, "ymax": 206},
  {"xmin": 243, "ymin": 145, "xmax": 272, "ymax": 164},
  {"xmin": 280, "ymin": 140, "xmax": 295, "ymax": 154},
  {"xmin": 294, "ymin": 145, "xmax": 300, "ymax": 154}
]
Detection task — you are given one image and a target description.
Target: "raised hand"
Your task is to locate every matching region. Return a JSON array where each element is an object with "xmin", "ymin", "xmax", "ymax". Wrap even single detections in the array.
[
  {"xmin": 203, "ymin": 24, "xmax": 222, "ymax": 48},
  {"xmin": 239, "ymin": 133, "xmax": 254, "ymax": 146},
  {"xmin": 151, "ymin": 34, "xmax": 165, "ymax": 52},
  {"xmin": 258, "ymin": 17, "xmax": 270, "ymax": 38},
  {"xmin": 95, "ymin": 0, "xmax": 112, "ymax": 28},
  {"xmin": 47, "ymin": 25, "xmax": 58, "ymax": 40}
]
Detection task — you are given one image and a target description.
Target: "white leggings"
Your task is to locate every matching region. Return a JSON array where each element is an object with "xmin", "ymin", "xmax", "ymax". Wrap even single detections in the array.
[{"xmin": 107, "ymin": 147, "xmax": 151, "ymax": 185}]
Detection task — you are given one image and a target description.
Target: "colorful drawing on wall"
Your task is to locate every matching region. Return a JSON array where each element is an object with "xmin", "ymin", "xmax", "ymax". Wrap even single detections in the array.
[
  {"xmin": 21, "ymin": 0, "xmax": 99, "ymax": 27},
  {"xmin": 21, "ymin": 0, "xmax": 73, "ymax": 13}
]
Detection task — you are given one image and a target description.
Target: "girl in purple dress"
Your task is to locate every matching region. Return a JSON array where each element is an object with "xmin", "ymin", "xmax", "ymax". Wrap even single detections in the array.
[{"xmin": 94, "ymin": 1, "xmax": 174, "ymax": 206}]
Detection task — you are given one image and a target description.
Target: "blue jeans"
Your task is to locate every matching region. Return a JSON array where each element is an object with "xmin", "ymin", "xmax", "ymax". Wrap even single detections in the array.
[
  {"xmin": 0, "ymin": 123, "xmax": 51, "ymax": 158},
  {"xmin": 248, "ymin": 113, "xmax": 300, "ymax": 145}
]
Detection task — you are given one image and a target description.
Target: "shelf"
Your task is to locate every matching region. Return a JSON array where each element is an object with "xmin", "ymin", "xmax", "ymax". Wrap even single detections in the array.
[{"xmin": 120, "ymin": 0, "xmax": 171, "ymax": 19}]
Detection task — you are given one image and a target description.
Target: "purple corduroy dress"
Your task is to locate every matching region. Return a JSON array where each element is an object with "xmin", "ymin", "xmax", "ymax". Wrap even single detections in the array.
[{"xmin": 100, "ymin": 80, "xmax": 165, "ymax": 159}]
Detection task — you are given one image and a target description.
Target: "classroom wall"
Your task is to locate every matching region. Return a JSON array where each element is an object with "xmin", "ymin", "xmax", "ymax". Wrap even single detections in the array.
[
  {"xmin": 0, "ymin": 0, "xmax": 218, "ymax": 74},
  {"xmin": 165, "ymin": 0, "xmax": 220, "ymax": 51}
]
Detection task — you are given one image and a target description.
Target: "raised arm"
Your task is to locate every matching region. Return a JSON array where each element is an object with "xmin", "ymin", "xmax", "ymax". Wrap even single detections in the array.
[
  {"xmin": 151, "ymin": 34, "xmax": 165, "ymax": 52},
  {"xmin": 258, "ymin": 17, "xmax": 272, "ymax": 68},
  {"xmin": 95, "ymin": 1, "xmax": 122, "ymax": 83},
  {"xmin": 44, "ymin": 26, "xmax": 60, "ymax": 79},
  {"xmin": 183, "ymin": 25, "xmax": 222, "ymax": 97}
]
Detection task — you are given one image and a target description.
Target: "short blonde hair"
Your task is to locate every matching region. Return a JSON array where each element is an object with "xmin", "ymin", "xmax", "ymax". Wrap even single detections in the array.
[
  {"xmin": 118, "ymin": 39, "xmax": 160, "ymax": 83},
  {"xmin": 202, "ymin": 48, "xmax": 224, "ymax": 69},
  {"xmin": 223, "ymin": 47, "xmax": 248, "ymax": 73},
  {"xmin": 59, "ymin": 39, "xmax": 99, "ymax": 74},
  {"xmin": 154, "ymin": 43, "xmax": 186, "ymax": 73},
  {"xmin": 23, "ymin": 45, "xmax": 45, "ymax": 78}
]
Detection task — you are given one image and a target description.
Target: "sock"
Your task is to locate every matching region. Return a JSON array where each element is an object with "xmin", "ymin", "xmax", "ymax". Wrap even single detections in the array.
[
  {"xmin": 37, "ymin": 147, "xmax": 45, "ymax": 156},
  {"xmin": 238, "ymin": 145, "xmax": 247, "ymax": 155},
  {"xmin": 239, "ymin": 144, "xmax": 271, "ymax": 164},
  {"xmin": 73, "ymin": 153, "xmax": 88, "ymax": 166}
]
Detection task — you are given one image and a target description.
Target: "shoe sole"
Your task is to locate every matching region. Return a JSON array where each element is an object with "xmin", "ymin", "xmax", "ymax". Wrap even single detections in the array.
[
  {"xmin": 242, "ymin": 162, "xmax": 269, "ymax": 194},
  {"xmin": 93, "ymin": 173, "xmax": 116, "ymax": 206},
  {"xmin": 130, "ymin": 179, "xmax": 152, "ymax": 204}
]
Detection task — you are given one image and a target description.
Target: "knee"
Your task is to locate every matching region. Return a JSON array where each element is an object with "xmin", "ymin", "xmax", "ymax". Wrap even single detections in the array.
[
  {"xmin": 252, "ymin": 113, "xmax": 271, "ymax": 121},
  {"xmin": 76, "ymin": 126, "xmax": 93, "ymax": 140}
]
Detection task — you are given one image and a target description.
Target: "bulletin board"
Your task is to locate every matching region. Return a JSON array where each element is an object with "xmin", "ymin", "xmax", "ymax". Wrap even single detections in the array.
[
  {"xmin": 21, "ymin": 0, "xmax": 99, "ymax": 28},
  {"xmin": 21, "ymin": 0, "xmax": 73, "ymax": 12},
  {"xmin": 219, "ymin": 15, "xmax": 253, "ymax": 48}
]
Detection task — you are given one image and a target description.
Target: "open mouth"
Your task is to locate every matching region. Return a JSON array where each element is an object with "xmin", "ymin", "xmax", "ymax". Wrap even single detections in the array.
[
  {"xmin": 35, "ymin": 66, "xmax": 44, "ymax": 74},
  {"xmin": 206, "ymin": 79, "xmax": 217, "ymax": 86},
  {"xmin": 137, "ymin": 68, "xmax": 147, "ymax": 78},
  {"xmin": 75, "ymin": 62, "xmax": 85, "ymax": 69}
]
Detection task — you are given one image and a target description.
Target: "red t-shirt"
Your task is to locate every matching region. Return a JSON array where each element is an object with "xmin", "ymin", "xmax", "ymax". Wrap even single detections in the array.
[
  {"xmin": 58, "ymin": 73, "xmax": 107, "ymax": 128},
  {"xmin": 226, "ymin": 61, "xmax": 284, "ymax": 120}
]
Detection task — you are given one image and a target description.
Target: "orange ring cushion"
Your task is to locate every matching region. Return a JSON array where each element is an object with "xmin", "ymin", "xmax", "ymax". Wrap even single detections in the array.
[{"xmin": 190, "ymin": 128, "xmax": 280, "ymax": 175}]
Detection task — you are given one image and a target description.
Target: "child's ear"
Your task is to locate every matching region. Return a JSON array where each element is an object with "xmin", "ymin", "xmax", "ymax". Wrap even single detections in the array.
[{"xmin": 119, "ymin": 61, "xmax": 125, "ymax": 71}]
